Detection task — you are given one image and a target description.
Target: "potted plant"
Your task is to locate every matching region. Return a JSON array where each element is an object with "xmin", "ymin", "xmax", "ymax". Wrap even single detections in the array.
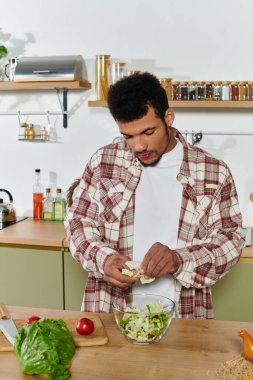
[{"xmin": 0, "ymin": 45, "xmax": 7, "ymax": 59}]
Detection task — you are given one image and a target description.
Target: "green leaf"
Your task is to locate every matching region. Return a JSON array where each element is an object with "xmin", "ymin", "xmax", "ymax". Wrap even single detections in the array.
[{"xmin": 0, "ymin": 45, "xmax": 8, "ymax": 59}]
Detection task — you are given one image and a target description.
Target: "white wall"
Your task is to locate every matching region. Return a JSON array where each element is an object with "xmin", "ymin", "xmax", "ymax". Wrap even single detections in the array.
[{"xmin": 1, "ymin": 0, "xmax": 253, "ymax": 225}]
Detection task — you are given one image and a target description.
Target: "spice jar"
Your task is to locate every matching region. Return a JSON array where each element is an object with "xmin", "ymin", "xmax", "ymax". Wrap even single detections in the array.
[
  {"xmin": 196, "ymin": 81, "xmax": 205, "ymax": 100},
  {"xmin": 19, "ymin": 122, "xmax": 28, "ymax": 139},
  {"xmin": 96, "ymin": 54, "xmax": 110, "ymax": 100},
  {"xmin": 179, "ymin": 81, "xmax": 188, "ymax": 100},
  {"xmin": 230, "ymin": 81, "xmax": 239, "ymax": 101},
  {"xmin": 248, "ymin": 81, "xmax": 253, "ymax": 101},
  {"xmin": 221, "ymin": 81, "xmax": 230, "ymax": 101},
  {"xmin": 205, "ymin": 81, "xmax": 213, "ymax": 99},
  {"xmin": 110, "ymin": 62, "xmax": 126, "ymax": 85},
  {"xmin": 25, "ymin": 124, "xmax": 35, "ymax": 140},
  {"xmin": 125, "ymin": 70, "xmax": 141, "ymax": 76},
  {"xmin": 172, "ymin": 81, "xmax": 180, "ymax": 100},
  {"xmin": 212, "ymin": 81, "xmax": 222, "ymax": 100},
  {"xmin": 239, "ymin": 81, "xmax": 247, "ymax": 101},
  {"xmin": 188, "ymin": 81, "xmax": 197, "ymax": 100},
  {"xmin": 160, "ymin": 78, "xmax": 173, "ymax": 100}
]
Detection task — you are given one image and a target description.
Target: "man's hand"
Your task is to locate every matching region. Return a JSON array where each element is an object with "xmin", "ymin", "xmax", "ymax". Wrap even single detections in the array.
[
  {"xmin": 103, "ymin": 254, "xmax": 138, "ymax": 290},
  {"xmin": 141, "ymin": 242, "xmax": 180, "ymax": 278}
]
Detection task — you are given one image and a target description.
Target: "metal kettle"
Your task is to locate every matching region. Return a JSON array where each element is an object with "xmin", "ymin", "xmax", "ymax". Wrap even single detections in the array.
[{"xmin": 0, "ymin": 189, "xmax": 16, "ymax": 223}]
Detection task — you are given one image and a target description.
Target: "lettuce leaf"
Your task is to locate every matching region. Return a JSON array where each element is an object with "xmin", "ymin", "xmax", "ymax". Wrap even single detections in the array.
[{"xmin": 14, "ymin": 318, "xmax": 75, "ymax": 380}]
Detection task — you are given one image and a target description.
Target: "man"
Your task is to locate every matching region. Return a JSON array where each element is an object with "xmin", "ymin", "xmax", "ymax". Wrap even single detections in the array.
[{"xmin": 65, "ymin": 72, "xmax": 245, "ymax": 319}]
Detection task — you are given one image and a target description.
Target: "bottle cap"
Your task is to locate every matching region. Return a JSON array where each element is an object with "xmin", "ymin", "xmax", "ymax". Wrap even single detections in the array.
[
  {"xmin": 35, "ymin": 169, "xmax": 40, "ymax": 173},
  {"xmin": 56, "ymin": 188, "xmax": 62, "ymax": 193}
]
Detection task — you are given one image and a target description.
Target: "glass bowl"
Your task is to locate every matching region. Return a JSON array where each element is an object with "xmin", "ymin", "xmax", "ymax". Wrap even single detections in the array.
[{"xmin": 112, "ymin": 293, "xmax": 175, "ymax": 344}]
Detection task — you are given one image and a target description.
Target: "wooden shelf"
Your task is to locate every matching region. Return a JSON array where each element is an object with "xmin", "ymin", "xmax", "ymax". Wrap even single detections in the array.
[
  {"xmin": 88, "ymin": 100, "xmax": 253, "ymax": 109},
  {"xmin": 0, "ymin": 79, "xmax": 91, "ymax": 91}
]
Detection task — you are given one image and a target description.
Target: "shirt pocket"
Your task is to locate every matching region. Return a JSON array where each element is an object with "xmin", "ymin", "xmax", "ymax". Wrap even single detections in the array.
[
  {"xmin": 193, "ymin": 193, "xmax": 215, "ymax": 241},
  {"xmin": 98, "ymin": 178, "xmax": 126, "ymax": 223}
]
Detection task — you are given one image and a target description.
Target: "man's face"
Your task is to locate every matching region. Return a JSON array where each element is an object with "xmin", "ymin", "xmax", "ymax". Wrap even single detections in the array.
[{"xmin": 117, "ymin": 106, "xmax": 175, "ymax": 166}]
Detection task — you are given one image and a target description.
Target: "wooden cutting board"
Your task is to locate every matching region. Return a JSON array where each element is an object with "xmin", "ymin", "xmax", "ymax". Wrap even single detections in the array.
[{"xmin": 0, "ymin": 313, "xmax": 108, "ymax": 351}]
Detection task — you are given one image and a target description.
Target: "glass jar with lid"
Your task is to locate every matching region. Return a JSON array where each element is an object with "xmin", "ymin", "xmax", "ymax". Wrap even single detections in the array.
[
  {"xmin": 172, "ymin": 81, "xmax": 180, "ymax": 100},
  {"xmin": 160, "ymin": 78, "xmax": 173, "ymax": 100},
  {"xmin": 110, "ymin": 62, "xmax": 126, "ymax": 85},
  {"xmin": 196, "ymin": 81, "xmax": 205, "ymax": 100},
  {"xmin": 19, "ymin": 122, "xmax": 28, "ymax": 139},
  {"xmin": 179, "ymin": 81, "xmax": 188, "ymax": 100},
  {"xmin": 188, "ymin": 81, "xmax": 197, "ymax": 100},
  {"xmin": 221, "ymin": 81, "xmax": 230, "ymax": 101},
  {"xmin": 212, "ymin": 81, "xmax": 222, "ymax": 100},
  {"xmin": 230, "ymin": 81, "xmax": 239, "ymax": 101},
  {"xmin": 25, "ymin": 124, "xmax": 35, "ymax": 140},
  {"xmin": 125, "ymin": 70, "xmax": 141, "ymax": 76},
  {"xmin": 96, "ymin": 54, "xmax": 111, "ymax": 100},
  {"xmin": 248, "ymin": 81, "xmax": 253, "ymax": 101},
  {"xmin": 238, "ymin": 81, "xmax": 248, "ymax": 101},
  {"xmin": 205, "ymin": 81, "xmax": 213, "ymax": 99}
]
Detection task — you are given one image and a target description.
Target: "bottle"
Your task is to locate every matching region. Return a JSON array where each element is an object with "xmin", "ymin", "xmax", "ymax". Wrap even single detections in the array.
[
  {"xmin": 53, "ymin": 188, "xmax": 66, "ymax": 221},
  {"xmin": 33, "ymin": 169, "xmax": 43, "ymax": 220},
  {"xmin": 25, "ymin": 124, "xmax": 35, "ymax": 140},
  {"xmin": 42, "ymin": 188, "xmax": 53, "ymax": 220},
  {"xmin": 40, "ymin": 126, "xmax": 49, "ymax": 141}
]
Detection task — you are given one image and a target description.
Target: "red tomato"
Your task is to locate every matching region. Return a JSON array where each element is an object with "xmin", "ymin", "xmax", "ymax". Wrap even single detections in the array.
[
  {"xmin": 76, "ymin": 317, "xmax": 94, "ymax": 335},
  {"xmin": 26, "ymin": 315, "xmax": 41, "ymax": 324}
]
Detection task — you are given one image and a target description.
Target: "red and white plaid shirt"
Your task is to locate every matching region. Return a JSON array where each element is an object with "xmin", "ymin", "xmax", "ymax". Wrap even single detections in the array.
[{"xmin": 65, "ymin": 128, "xmax": 245, "ymax": 319}]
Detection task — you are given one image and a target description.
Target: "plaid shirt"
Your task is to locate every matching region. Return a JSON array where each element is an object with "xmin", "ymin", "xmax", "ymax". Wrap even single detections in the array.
[{"xmin": 65, "ymin": 128, "xmax": 245, "ymax": 319}]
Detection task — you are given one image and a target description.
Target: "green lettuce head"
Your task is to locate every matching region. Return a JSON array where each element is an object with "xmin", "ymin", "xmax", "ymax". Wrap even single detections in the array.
[{"xmin": 14, "ymin": 318, "xmax": 76, "ymax": 380}]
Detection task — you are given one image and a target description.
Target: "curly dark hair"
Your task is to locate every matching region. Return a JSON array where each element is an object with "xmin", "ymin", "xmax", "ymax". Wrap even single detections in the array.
[{"xmin": 107, "ymin": 72, "xmax": 169, "ymax": 123}]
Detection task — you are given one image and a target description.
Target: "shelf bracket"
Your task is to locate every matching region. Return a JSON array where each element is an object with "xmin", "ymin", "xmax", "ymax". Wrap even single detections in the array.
[{"xmin": 57, "ymin": 88, "xmax": 68, "ymax": 128}]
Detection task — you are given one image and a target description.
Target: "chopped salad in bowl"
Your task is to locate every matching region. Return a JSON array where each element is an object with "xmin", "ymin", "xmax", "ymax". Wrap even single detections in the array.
[{"xmin": 112, "ymin": 294, "xmax": 175, "ymax": 344}]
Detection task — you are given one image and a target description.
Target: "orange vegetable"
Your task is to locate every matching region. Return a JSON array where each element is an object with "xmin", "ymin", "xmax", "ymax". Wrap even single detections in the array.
[{"xmin": 237, "ymin": 330, "xmax": 253, "ymax": 361}]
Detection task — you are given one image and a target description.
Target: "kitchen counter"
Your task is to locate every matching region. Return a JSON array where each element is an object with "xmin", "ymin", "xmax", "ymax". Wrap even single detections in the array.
[
  {"xmin": 0, "ymin": 305, "xmax": 251, "ymax": 380},
  {"xmin": 0, "ymin": 217, "xmax": 252, "ymax": 258},
  {"xmin": 0, "ymin": 218, "xmax": 65, "ymax": 248}
]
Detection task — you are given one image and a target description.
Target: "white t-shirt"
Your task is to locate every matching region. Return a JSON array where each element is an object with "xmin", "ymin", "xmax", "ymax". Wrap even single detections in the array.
[{"xmin": 132, "ymin": 140, "xmax": 183, "ymax": 300}]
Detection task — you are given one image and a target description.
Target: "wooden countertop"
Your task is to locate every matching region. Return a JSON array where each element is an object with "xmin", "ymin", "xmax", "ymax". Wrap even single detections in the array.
[
  {"xmin": 0, "ymin": 305, "xmax": 251, "ymax": 380},
  {"xmin": 0, "ymin": 218, "xmax": 253, "ymax": 259},
  {"xmin": 0, "ymin": 218, "xmax": 65, "ymax": 248}
]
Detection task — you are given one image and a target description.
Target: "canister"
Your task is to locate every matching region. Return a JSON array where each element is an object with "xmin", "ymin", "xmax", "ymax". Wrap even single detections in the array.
[
  {"xmin": 110, "ymin": 62, "xmax": 126, "ymax": 85},
  {"xmin": 188, "ymin": 81, "xmax": 197, "ymax": 100},
  {"xmin": 205, "ymin": 81, "xmax": 213, "ymax": 99},
  {"xmin": 96, "ymin": 54, "xmax": 110, "ymax": 100},
  {"xmin": 248, "ymin": 81, "xmax": 253, "ymax": 101},
  {"xmin": 212, "ymin": 81, "xmax": 222, "ymax": 100},
  {"xmin": 196, "ymin": 81, "xmax": 205, "ymax": 100},
  {"xmin": 172, "ymin": 81, "xmax": 180, "ymax": 100},
  {"xmin": 179, "ymin": 81, "xmax": 188, "ymax": 100},
  {"xmin": 239, "ymin": 81, "xmax": 247, "ymax": 101},
  {"xmin": 230, "ymin": 81, "xmax": 239, "ymax": 101},
  {"xmin": 221, "ymin": 81, "xmax": 230, "ymax": 101},
  {"xmin": 160, "ymin": 78, "xmax": 173, "ymax": 101}
]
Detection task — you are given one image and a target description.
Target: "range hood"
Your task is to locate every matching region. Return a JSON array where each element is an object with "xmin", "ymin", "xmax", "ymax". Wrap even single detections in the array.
[{"xmin": 14, "ymin": 55, "xmax": 87, "ymax": 82}]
